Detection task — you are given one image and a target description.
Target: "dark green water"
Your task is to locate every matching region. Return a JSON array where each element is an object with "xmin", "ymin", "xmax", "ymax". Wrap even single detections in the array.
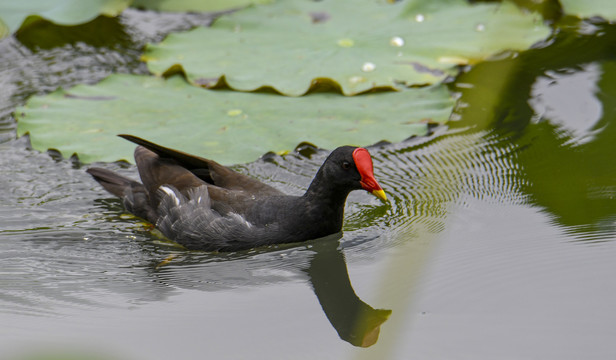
[{"xmin": 1, "ymin": 9, "xmax": 615, "ymax": 360}]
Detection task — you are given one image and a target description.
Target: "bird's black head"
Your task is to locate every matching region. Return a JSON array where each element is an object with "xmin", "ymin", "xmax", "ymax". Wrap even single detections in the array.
[{"xmin": 310, "ymin": 146, "xmax": 387, "ymax": 201}]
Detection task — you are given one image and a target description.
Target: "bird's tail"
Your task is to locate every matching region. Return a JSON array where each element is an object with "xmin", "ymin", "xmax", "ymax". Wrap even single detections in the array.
[
  {"xmin": 86, "ymin": 167, "xmax": 138, "ymax": 198},
  {"xmin": 86, "ymin": 167, "xmax": 156, "ymax": 222}
]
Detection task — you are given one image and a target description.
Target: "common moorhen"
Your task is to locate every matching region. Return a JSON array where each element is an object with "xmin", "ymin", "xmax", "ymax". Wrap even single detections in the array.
[{"xmin": 87, "ymin": 135, "xmax": 387, "ymax": 251}]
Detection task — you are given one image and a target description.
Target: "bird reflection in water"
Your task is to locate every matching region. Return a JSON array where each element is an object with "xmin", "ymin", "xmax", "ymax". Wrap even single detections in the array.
[
  {"xmin": 305, "ymin": 234, "xmax": 391, "ymax": 347},
  {"xmin": 146, "ymin": 233, "xmax": 392, "ymax": 347}
]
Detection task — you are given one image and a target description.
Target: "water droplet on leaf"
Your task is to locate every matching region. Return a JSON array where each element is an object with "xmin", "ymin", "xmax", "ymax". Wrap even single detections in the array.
[
  {"xmin": 390, "ymin": 36, "xmax": 404, "ymax": 47},
  {"xmin": 415, "ymin": 14, "xmax": 425, "ymax": 22},
  {"xmin": 438, "ymin": 56, "xmax": 468, "ymax": 65},
  {"xmin": 362, "ymin": 62, "xmax": 376, "ymax": 72},
  {"xmin": 349, "ymin": 76, "xmax": 366, "ymax": 84}
]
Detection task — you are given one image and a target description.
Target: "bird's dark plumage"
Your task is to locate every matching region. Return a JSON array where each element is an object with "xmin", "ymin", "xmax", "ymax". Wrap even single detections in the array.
[{"xmin": 87, "ymin": 135, "xmax": 386, "ymax": 251}]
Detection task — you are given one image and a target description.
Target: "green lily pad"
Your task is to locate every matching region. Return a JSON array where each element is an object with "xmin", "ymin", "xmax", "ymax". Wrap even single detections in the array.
[
  {"xmin": 143, "ymin": 0, "xmax": 550, "ymax": 96},
  {"xmin": 0, "ymin": 20, "xmax": 8, "ymax": 38},
  {"xmin": 560, "ymin": 0, "xmax": 616, "ymax": 20},
  {"xmin": 131, "ymin": 0, "xmax": 272, "ymax": 12},
  {"xmin": 15, "ymin": 74, "xmax": 454, "ymax": 164},
  {"xmin": 0, "ymin": 0, "xmax": 130, "ymax": 37}
]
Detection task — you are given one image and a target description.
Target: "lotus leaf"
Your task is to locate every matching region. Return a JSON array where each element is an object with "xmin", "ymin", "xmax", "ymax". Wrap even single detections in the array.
[
  {"xmin": 560, "ymin": 0, "xmax": 616, "ymax": 20},
  {"xmin": 0, "ymin": 0, "xmax": 130, "ymax": 37},
  {"xmin": 143, "ymin": 0, "xmax": 550, "ymax": 96},
  {"xmin": 16, "ymin": 74, "xmax": 454, "ymax": 164}
]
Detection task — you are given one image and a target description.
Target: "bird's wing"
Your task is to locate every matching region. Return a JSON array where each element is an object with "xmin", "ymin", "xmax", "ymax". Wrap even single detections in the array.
[{"xmin": 119, "ymin": 134, "xmax": 282, "ymax": 196}]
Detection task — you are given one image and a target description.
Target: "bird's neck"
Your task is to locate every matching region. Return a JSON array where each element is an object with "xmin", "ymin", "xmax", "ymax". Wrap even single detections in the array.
[{"xmin": 303, "ymin": 169, "xmax": 351, "ymax": 215}]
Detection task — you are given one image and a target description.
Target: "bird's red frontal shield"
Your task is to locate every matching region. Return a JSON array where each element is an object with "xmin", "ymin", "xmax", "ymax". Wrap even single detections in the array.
[{"xmin": 352, "ymin": 148, "xmax": 387, "ymax": 201}]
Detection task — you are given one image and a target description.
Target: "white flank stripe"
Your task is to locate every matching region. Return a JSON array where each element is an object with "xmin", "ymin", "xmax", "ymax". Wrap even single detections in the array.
[{"xmin": 160, "ymin": 186, "xmax": 180, "ymax": 206}]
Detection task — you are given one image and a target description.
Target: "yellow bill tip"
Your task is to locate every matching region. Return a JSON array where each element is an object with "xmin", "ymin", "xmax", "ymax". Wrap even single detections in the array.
[{"xmin": 372, "ymin": 189, "xmax": 387, "ymax": 202}]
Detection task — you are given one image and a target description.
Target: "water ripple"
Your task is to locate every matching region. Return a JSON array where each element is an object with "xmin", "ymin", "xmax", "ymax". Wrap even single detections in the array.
[{"xmin": 0, "ymin": 124, "xmax": 610, "ymax": 317}]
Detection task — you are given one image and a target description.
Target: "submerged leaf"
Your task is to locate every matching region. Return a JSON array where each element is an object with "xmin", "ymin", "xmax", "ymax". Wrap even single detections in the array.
[
  {"xmin": 144, "ymin": 0, "xmax": 550, "ymax": 96},
  {"xmin": 16, "ymin": 74, "xmax": 454, "ymax": 164}
]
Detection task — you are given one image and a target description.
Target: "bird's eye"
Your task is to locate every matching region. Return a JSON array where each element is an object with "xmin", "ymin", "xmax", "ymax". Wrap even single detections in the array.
[{"xmin": 341, "ymin": 161, "xmax": 351, "ymax": 170}]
